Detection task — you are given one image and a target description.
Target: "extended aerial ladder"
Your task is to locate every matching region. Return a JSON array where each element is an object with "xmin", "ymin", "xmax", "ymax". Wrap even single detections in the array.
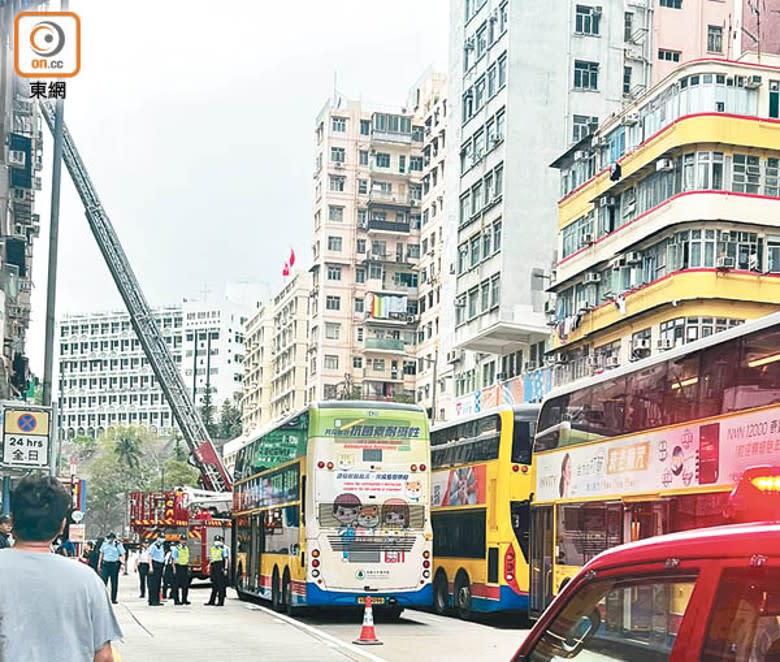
[{"xmin": 39, "ymin": 102, "xmax": 232, "ymax": 492}]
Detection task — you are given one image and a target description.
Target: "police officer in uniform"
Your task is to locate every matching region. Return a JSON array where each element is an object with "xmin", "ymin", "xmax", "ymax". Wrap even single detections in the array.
[
  {"xmin": 98, "ymin": 532, "xmax": 125, "ymax": 604},
  {"xmin": 171, "ymin": 534, "xmax": 191, "ymax": 605},
  {"xmin": 148, "ymin": 532, "xmax": 166, "ymax": 606},
  {"xmin": 204, "ymin": 535, "xmax": 229, "ymax": 606}
]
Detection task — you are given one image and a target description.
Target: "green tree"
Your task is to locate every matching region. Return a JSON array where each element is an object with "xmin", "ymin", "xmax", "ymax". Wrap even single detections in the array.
[
  {"xmin": 113, "ymin": 432, "xmax": 143, "ymax": 470},
  {"xmin": 162, "ymin": 457, "xmax": 199, "ymax": 489},
  {"xmin": 219, "ymin": 394, "xmax": 242, "ymax": 439},
  {"xmin": 200, "ymin": 387, "xmax": 219, "ymax": 438}
]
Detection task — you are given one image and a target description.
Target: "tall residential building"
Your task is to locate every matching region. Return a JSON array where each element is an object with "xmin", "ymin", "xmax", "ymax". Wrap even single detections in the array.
[
  {"xmin": 445, "ymin": 0, "xmax": 631, "ymax": 416},
  {"xmin": 269, "ymin": 271, "xmax": 310, "ymax": 421},
  {"xmin": 241, "ymin": 302, "xmax": 272, "ymax": 435},
  {"xmin": 240, "ymin": 271, "xmax": 310, "ymax": 433},
  {"xmin": 413, "ymin": 74, "xmax": 453, "ymax": 422},
  {"xmin": 306, "ymin": 73, "xmax": 446, "ymax": 405},
  {"xmin": 0, "ymin": 2, "xmax": 44, "ymax": 399},
  {"xmin": 548, "ymin": 56, "xmax": 780, "ymax": 382},
  {"xmin": 57, "ymin": 285, "xmax": 261, "ymax": 439}
]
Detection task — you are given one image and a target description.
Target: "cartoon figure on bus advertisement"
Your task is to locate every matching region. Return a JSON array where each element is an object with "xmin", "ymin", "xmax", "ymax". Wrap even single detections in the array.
[
  {"xmin": 381, "ymin": 498, "xmax": 410, "ymax": 532},
  {"xmin": 333, "ymin": 493, "xmax": 361, "ymax": 560},
  {"xmin": 357, "ymin": 505, "xmax": 380, "ymax": 535},
  {"xmin": 405, "ymin": 480, "xmax": 423, "ymax": 503}
]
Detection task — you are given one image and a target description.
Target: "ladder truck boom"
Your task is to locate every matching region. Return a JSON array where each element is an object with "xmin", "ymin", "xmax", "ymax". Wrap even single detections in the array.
[{"xmin": 40, "ymin": 102, "xmax": 232, "ymax": 492}]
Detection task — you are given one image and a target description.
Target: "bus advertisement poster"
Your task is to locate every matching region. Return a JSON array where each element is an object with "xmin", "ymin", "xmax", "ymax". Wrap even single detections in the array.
[
  {"xmin": 431, "ymin": 464, "xmax": 486, "ymax": 507},
  {"xmin": 535, "ymin": 407, "xmax": 780, "ymax": 502}
]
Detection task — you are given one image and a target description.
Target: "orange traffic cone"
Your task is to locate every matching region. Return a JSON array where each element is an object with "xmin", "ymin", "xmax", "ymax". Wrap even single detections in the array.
[{"xmin": 353, "ymin": 596, "xmax": 383, "ymax": 646}]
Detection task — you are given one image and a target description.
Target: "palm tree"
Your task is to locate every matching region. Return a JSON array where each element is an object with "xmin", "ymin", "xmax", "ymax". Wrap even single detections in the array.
[{"xmin": 113, "ymin": 433, "xmax": 142, "ymax": 470}]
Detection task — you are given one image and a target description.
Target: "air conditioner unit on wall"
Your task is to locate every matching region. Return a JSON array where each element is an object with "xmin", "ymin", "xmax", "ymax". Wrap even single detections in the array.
[
  {"xmin": 584, "ymin": 272, "xmax": 601, "ymax": 284},
  {"xmin": 632, "ymin": 337, "xmax": 651, "ymax": 351},
  {"xmin": 621, "ymin": 113, "xmax": 639, "ymax": 126},
  {"xmin": 657, "ymin": 338, "xmax": 673, "ymax": 350},
  {"xmin": 656, "ymin": 158, "xmax": 675, "ymax": 172}
]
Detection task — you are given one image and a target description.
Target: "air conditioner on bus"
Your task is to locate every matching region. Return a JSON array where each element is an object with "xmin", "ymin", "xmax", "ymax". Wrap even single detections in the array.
[
  {"xmin": 657, "ymin": 338, "xmax": 673, "ymax": 350},
  {"xmin": 584, "ymin": 272, "xmax": 601, "ymax": 284},
  {"xmin": 656, "ymin": 158, "xmax": 675, "ymax": 172}
]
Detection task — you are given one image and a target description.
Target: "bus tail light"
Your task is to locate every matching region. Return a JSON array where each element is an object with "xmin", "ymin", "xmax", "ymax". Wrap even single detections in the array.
[
  {"xmin": 422, "ymin": 560, "xmax": 430, "ymax": 569},
  {"xmin": 512, "ymin": 464, "xmax": 519, "ymax": 472},
  {"xmin": 312, "ymin": 558, "xmax": 320, "ymax": 568},
  {"xmin": 422, "ymin": 569, "xmax": 430, "ymax": 579},
  {"xmin": 410, "ymin": 464, "xmax": 418, "ymax": 472},
  {"xmin": 423, "ymin": 550, "xmax": 431, "ymax": 559},
  {"xmin": 326, "ymin": 461, "xmax": 334, "ymax": 470},
  {"xmin": 504, "ymin": 545, "xmax": 516, "ymax": 583},
  {"xmin": 311, "ymin": 549, "xmax": 320, "ymax": 558},
  {"xmin": 317, "ymin": 461, "xmax": 325, "ymax": 469},
  {"xmin": 312, "ymin": 569, "xmax": 320, "ymax": 578},
  {"xmin": 752, "ymin": 475, "xmax": 780, "ymax": 493},
  {"xmin": 521, "ymin": 465, "xmax": 528, "ymax": 473},
  {"xmin": 419, "ymin": 463, "xmax": 427, "ymax": 471}
]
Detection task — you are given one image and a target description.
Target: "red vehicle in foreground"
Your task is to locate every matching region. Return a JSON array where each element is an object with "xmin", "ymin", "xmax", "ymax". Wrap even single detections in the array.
[{"xmin": 513, "ymin": 467, "xmax": 780, "ymax": 661}]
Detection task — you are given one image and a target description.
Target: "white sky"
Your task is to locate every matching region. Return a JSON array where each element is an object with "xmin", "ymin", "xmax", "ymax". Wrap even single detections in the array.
[{"xmin": 27, "ymin": 0, "xmax": 449, "ymax": 374}]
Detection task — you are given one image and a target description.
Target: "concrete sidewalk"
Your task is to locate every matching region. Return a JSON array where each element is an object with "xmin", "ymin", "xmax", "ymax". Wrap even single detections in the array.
[{"xmin": 110, "ymin": 574, "xmax": 368, "ymax": 661}]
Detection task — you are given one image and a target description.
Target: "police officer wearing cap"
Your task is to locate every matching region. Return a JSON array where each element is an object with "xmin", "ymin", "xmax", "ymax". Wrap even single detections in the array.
[
  {"xmin": 98, "ymin": 532, "xmax": 125, "ymax": 604},
  {"xmin": 171, "ymin": 534, "xmax": 191, "ymax": 605},
  {"xmin": 204, "ymin": 535, "xmax": 229, "ymax": 606},
  {"xmin": 147, "ymin": 532, "xmax": 166, "ymax": 606}
]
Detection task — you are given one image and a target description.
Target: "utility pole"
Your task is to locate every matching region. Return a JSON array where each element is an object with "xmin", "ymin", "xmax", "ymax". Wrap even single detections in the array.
[{"xmin": 41, "ymin": 0, "xmax": 69, "ymax": 411}]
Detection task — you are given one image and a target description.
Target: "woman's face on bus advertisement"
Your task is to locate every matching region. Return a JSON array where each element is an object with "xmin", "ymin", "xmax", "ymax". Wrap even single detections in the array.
[
  {"xmin": 383, "ymin": 509, "xmax": 407, "ymax": 528},
  {"xmin": 335, "ymin": 504, "xmax": 359, "ymax": 525}
]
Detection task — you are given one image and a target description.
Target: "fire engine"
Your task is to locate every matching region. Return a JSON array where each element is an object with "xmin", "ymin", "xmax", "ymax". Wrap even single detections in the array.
[{"xmin": 130, "ymin": 488, "xmax": 231, "ymax": 580}]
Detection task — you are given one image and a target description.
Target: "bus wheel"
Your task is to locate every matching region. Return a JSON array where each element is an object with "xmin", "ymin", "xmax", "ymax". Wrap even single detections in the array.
[
  {"xmin": 455, "ymin": 573, "xmax": 472, "ymax": 620},
  {"xmin": 283, "ymin": 571, "xmax": 299, "ymax": 617},
  {"xmin": 272, "ymin": 567, "xmax": 283, "ymax": 612},
  {"xmin": 433, "ymin": 572, "xmax": 449, "ymax": 615}
]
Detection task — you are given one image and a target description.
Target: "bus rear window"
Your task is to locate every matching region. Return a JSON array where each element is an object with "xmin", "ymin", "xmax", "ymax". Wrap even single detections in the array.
[{"xmin": 511, "ymin": 419, "xmax": 533, "ymax": 464}]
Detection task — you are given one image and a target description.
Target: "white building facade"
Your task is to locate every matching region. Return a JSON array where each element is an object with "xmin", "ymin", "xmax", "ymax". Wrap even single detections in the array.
[{"xmin": 446, "ymin": 0, "xmax": 642, "ymax": 416}]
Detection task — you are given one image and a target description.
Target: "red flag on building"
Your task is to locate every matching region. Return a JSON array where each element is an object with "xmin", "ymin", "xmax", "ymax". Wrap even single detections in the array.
[
  {"xmin": 289, "ymin": 248, "xmax": 296, "ymax": 268},
  {"xmin": 282, "ymin": 262, "xmax": 290, "ymax": 277}
]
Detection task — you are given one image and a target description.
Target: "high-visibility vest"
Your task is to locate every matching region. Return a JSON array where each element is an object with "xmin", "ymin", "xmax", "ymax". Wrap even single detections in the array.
[
  {"xmin": 176, "ymin": 545, "xmax": 190, "ymax": 566},
  {"xmin": 209, "ymin": 546, "xmax": 224, "ymax": 563}
]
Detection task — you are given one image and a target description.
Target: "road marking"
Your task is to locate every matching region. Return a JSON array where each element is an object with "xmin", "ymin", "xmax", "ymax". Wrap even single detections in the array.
[{"xmin": 244, "ymin": 604, "xmax": 388, "ymax": 662}]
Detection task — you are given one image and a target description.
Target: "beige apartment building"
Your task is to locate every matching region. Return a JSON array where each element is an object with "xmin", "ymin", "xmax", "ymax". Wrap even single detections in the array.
[
  {"xmin": 240, "ymin": 271, "xmax": 310, "ymax": 434},
  {"xmin": 306, "ymin": 74, "xmax": 447, "ymax": 405},
  {"xmin": 413, "ymin": 74, "xmax": 453, "ymax": 422}
]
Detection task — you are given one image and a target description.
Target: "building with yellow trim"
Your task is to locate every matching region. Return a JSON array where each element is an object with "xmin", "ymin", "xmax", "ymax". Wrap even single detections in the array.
[{"xmin": 548, "ymin": 57, "xmax": 780, "ymax": 384}]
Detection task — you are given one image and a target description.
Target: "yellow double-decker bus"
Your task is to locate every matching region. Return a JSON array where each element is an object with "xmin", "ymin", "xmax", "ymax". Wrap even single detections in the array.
[
  {"xmin": 232, "ymin": 401, "xmax": 432, "ymax": 617},
  {"xmin": 529, "ymin": 312, "xmax": 780, "ymax": 618},
  {"xmin": 430, "ymin": 404, "xmax": 538, "ymax": 618}
]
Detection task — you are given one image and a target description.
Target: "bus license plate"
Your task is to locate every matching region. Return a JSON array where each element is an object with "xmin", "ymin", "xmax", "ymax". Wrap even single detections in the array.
[{"xmin": 357, "ymin": 596, "xmax": 385, "ymax": 605}]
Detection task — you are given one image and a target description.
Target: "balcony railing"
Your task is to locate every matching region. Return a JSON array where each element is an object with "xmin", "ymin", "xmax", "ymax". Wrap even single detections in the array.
[
  {"xmin": 364, "ymin": 338, "xmax": 406, "ymax": 352},
  {"xmin": 367, "ymin": 219, "xmax": 410, "ymax": 234},
  {"xmin": 367, "ymin": 191, "xmax": 411, "ymax": 207}
]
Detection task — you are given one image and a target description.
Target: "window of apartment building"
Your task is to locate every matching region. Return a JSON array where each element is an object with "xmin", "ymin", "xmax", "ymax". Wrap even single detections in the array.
[
  {"xmin": 575, "ymin": 5, "xmax": 600, "ymax": 36},
  {"xmin": 324, "ymin": 355, "xmax": 339, "ymax": 371},
  {"xmin": 624, "ymin": 12, "xmax": 633, "ymax": 41},
  {"xmin": 658, "ymin": 49, "xmax": 681, "ymax": 62},
  {"xmin": 659, "ymin": 0, "xmax": 681, "ymax": 7},
  {"xmin": 482, "ymin": 361, "xmax": 496, "ymax": 387},
  {"xmin": 355, "ymin": 267, "xmax": 366, "ymax": 283},
  {"xmin": 368, "ymin": 264, "xmax": 383, "ymax": 279},
  {"xmin": 766, "ymin": 158, "xmax": 780, "ymax": 196},
  {"xmin": 358, "ymin": 179, "xmax": 368, "ymax": 194},
  {"xmin": 482, "ymin": 229, "xmax": 492, "ymax": 258},
  {"xmin": 354, "ymin": 298, "xmax": 364, "ymax": 313},
  {"xmin": 399, "ymin": 155, "xmax": 406, "ymax": 173},
  {"xmin": 353, "ymin": 357, "xmax": 363, "ymax": 369},
  {"xmin": 314, "ymin": 209, "xmax": 322, "ymax": 230},
  {"xmin": 498, "ymin": 53, "xmax": 507, "ymax": 87},
  {"xmin": 468, "ymin": 288, "xmax": 479, "ymax": 318},
  {"xmin": 375, "ymin": 152, "xmax": 391, "ymax": 168},
  {"xmin": 326, "ymin": 296, "xmax": 341, "ymax": 311},
  {"xmin": 623, "ymin": 66, "xmax": 632, "ymax": 95},
  {"xmin": 574, "ymin": 60, "xmax": 599, "ymax": 90},
  {"xmin": 475, "ymin": 75, "xmax": 486, "ymax": 109},
  {"xmin": 732, "ymin": 154, "xmax": 761, "ymax": 194},
  {"xmin": 707, "ymin": 25, "xmax": 723, "ymax": 53},
  {"xmin": 325, "ymin": 323, "xmax": 340, "ymax": 340},
  {"xmin": 770, "ymin": 81, "xmax": 780, "ymax": 118},
  {"xmin": 327, "ymin": 236, "xmax": 343, "ymax": 251},
  {"xmin": 480, "ymin": 280, "xmax": 490, "ymax": 312},
  {"xmin": 329, "ymin": 176, "xmax": 345, "ymax": 192},
  {"xmin": 331, "ymin": 147, "xmax": 345, "ymax": 163},
  {"xmin": 476, "ymin": 22, "xmax": 488, "ymax": 59},
  {"xmin": 572, "ymin": 114, "xmax": 598, "ymax": 142},
  {"xmin": 410, "ymin": 156, "xmax": 424, "ymax": 171},
  {"xmin": 331, "ymin": 117, "xmax": 347, "ymax": 132},
  {"xmin": 493, "ymin": 220, "xmax": 502, "ymax": 252},
  {"xmin": 491, "ymin": 275, "xmax": 500, "ymax": 307},
  {"xmin": 360, "ymin": 119, "xmax": 370, "ymax": 135},
  {"xmin": 357, "ymin": 209, "xmax": 367, "ymax": 227},
  {"xmin": 410, "ymin": 183, "xmax": 422, "ymax": 201},
  {"xmin": 359, "ymin": 150, "xmax": 369, "ymax": 165},
  {"xmin": 328, "ymin": 205, "xmax": 344, "ymax": 222},
  {"xmin": 327, "ymin": 265, "xmax": 342, "ymax": 281},
  {"xmin": 470, "ymin": 235, "xmax": 481, "ymax": 267},
  {"xmin": 356, "ymin": 238, "xmax": 366, "ymax": 253}
]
